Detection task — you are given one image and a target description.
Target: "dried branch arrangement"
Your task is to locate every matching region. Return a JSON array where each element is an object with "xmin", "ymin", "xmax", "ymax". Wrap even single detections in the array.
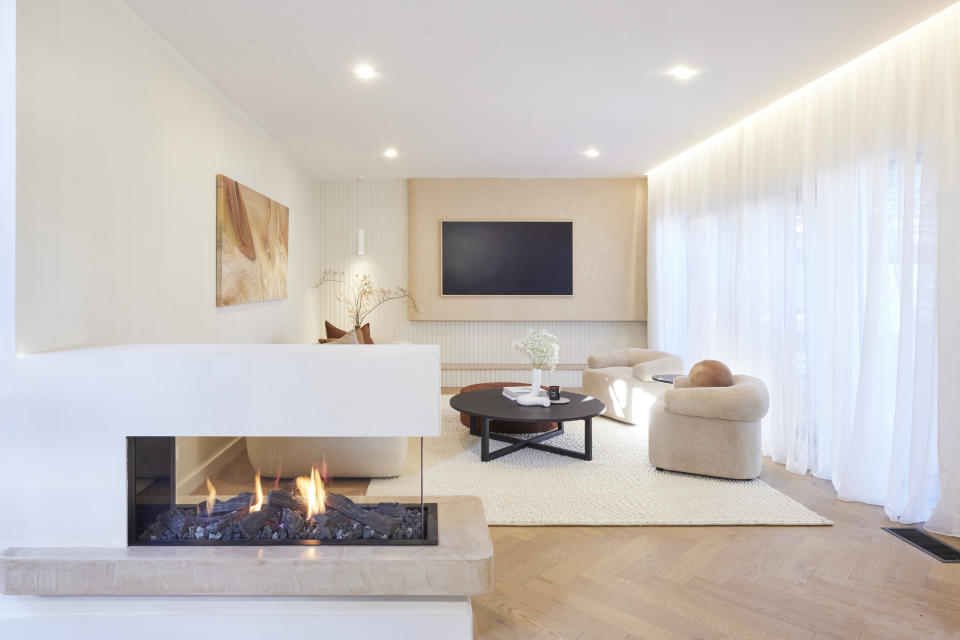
[{"xmin": 314, "ymin": 270, "xmax": 419, "ymax": 329}]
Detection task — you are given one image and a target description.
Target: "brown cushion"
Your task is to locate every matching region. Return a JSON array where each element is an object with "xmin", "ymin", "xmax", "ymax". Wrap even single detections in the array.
[
  {"xmin": 325, "ymin": 321, "xmax": 373, "ymax": 345},
  {"xmin": 688, "ymin": 360, "xmax": 734, "ymax": 387},
  {"xmin": 457, "ymin": 382, "xmax": 557, "ymax": 434}
]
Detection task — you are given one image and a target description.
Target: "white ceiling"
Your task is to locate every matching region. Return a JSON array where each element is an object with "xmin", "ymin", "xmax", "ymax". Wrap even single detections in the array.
[{"xmin": 124, "ymin": 0, "xmax": 954, "ymax": 179}]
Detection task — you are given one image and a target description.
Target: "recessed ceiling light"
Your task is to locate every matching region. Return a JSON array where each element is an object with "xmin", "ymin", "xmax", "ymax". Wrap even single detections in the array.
[
  {"xmin": 582, "ymin": 147, "xmax": 600, "ymax": 158},
  {"xmin": 353, "ymin": 64, "xmax": 377, "ymax": 80},
  {"xmin": 383, "ymin": 147, "xmax": 398, "ymax": 159},
  {"xmin": 666, "ymin": 65, "xmax": 699, "ymax": 80}
]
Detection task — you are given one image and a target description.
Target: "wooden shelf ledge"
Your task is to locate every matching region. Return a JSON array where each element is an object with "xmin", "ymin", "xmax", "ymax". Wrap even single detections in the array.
[{"xmin": 442, "ymin": 363, "xmax": 585, "ymax": 371}]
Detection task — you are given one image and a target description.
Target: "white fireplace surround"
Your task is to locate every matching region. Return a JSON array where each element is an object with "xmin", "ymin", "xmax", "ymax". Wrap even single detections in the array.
[
  {"xmin": 1, "ymin": 343, "xmax": 441, "ymax": 549},
  {"xmin": 0, "ymin": 344, "xmax": 490, "ymax": 639}
]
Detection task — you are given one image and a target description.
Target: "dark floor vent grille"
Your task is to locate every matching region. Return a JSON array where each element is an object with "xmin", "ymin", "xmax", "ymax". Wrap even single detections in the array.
[{"xmin": 883, "ymin": 527, "xmax": 960, "ymax": 562}]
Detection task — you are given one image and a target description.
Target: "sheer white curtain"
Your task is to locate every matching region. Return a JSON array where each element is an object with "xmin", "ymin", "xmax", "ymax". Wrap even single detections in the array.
[
  {"xmin": 648, "ymin": 5, "xmax": 960, "ymax": 526},
  {"xmin": 926, "ymin": 8, "xmax": 960, "ymax": 539}
]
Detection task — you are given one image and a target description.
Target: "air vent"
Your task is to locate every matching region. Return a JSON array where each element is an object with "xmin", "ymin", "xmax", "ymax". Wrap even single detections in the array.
[{"xmin": 883, "ymin": 527, "xmax": 960, "ymax": 562}]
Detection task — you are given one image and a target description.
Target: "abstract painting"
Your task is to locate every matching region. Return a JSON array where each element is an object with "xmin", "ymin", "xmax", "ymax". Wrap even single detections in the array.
[{"xmin": 216, "ymin": 175, "xmax": 289, "ymax": 306}]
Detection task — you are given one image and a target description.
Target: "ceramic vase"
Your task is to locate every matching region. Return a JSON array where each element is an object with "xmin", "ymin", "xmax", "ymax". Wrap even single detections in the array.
[{"xmin": 529, "ymin": 368, "xmax": 542, "ymax": 396}]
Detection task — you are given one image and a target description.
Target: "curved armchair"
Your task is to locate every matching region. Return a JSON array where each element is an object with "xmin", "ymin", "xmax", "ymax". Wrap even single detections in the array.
[
  {"xmin": 648, "ymin": 374, "xmax": 769, "ymax": 479},
  {"xmin": 581, "ymin": 349, "xmax": 684, "ymax": 425}
]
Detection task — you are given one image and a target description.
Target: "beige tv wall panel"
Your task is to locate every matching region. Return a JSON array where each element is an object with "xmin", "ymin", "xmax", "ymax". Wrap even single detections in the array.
[{"xmin": 408, "ymin": 178, "xmax": 647, "ymax": 321}]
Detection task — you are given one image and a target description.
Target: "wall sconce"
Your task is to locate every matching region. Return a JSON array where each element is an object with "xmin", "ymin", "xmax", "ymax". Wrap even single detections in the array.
[{"xmin": 355, "ymin": 176, "xmax": 366, "ymax": 255}]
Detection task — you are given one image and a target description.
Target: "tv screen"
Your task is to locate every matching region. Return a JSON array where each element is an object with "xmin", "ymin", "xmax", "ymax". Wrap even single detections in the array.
[{"xmin": 441, "ymin": 221, "xmax": 573, "ymax": 295}]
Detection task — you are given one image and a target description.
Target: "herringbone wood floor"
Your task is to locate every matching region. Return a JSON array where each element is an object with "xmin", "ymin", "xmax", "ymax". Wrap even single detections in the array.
[
  {"xmin": 434, "ymin": 387, "xmax": 959, "ymax": 639},
  {"xmin": 471, "ymin": 455, "xmax": 960, "ymax": 640},
  {"xmin": 207, "ymin": 395, "xmax": 960, "ymax": 639}
]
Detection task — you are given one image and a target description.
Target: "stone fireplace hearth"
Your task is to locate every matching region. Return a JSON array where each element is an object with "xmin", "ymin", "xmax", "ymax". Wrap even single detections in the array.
[{"xmin": 1, "ymin": 495, "xmax": 490, "ymax": 597}]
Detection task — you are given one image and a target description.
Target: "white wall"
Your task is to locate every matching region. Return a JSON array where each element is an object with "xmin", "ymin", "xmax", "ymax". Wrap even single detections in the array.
[
  {"xmin": 0, "ymin": 344, "xmax": 440, "ymax": 551},
  {"xmin": 0, "ymin": 0, "xmax": 12, "ymax": 362},
  {"xmin": 0, "ymin": 0, "xmax": 389, "ymax": 557},
  {"xmin": 315, "ymin": 180, "xmax": 647, "ymax": 387},
  {"xmin": 14, "ymin": 0, "xmax": 320, "ymax": 353}
]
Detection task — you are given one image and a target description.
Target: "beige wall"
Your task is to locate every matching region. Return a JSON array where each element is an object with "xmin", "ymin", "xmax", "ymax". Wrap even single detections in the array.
[
  {"xmin": 408, "ymin": 178, "xmax": 646, "ymax": 322},
  {"xmin": 316, "ymin": 180, "xmax": 647, "ymax": 388},
  {"xmin": 15, "ymin": 0, "xmax": 320, "ymax": 353}
]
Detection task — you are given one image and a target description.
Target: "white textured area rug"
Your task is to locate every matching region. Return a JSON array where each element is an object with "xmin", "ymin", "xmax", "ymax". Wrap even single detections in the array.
[{"xmin": 368, "ymin": 396, "xmax": 831, "ymax": 526}]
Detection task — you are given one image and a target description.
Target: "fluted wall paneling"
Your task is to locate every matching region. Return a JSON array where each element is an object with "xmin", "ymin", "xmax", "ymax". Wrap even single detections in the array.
[{"xmin": 316, "ymin": 180, "xmax": 646, "ymax": 387}]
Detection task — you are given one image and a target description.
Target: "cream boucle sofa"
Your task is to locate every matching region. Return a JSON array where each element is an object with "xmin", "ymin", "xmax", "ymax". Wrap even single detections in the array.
[
  {"xmin": 246, "ymin": 436, "xmax": 407, "ymax": 479},
  {"xmin": 648, "ymin": 374, "xmax": 769, "ymax": 480},
  {"xmin": 581, "ymin": 349, "xmax": 684, "ymax": 425}
]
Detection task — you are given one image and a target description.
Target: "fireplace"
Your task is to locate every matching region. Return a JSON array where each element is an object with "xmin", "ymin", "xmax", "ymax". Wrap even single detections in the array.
[
  {"xmin": 128, "ymin": 436, "xmax": 437, "ymax": 546},
  {"xmin": 3, "ymin": 344, "xmax": 492, "ymax": 638}
]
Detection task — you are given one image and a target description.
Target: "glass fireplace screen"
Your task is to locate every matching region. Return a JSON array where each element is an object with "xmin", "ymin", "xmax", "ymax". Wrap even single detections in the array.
[{"xmin": 127, "ymin": 436, "xmax": 435, "ymax": 546}]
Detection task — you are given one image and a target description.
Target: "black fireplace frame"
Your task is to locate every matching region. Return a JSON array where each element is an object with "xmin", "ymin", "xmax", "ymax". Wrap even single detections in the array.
[{"xmin": 127, "ymin": 436, "xmax": 438, "ymax": 547}]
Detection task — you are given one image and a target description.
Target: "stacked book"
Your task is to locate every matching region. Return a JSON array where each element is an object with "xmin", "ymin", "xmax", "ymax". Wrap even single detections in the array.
[{"xmin": 502, "ymin": 386, "xmax": 543, "ymax": 400}]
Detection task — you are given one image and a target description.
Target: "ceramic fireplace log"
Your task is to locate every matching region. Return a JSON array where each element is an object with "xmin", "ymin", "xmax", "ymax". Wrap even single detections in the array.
[
  {"xmin": 281, "ymin": 508, "xmax": 305, "ymax": 535},
  {"xmin": 267, "ymin": 489, "xmax": 302, "ymax": 511},
  {"xmin": 238, "ymin": 504, "xmax": 281, "ymax": 538},
  {"xmin": 325, "ymin": 493, "xmax": 400, "ymax": 535},
  {"xmin": 157, "ymin": 509, "xmax": 189, "ymax": 536},
  {"xmin": 199, "ymin": 511, "xmax": 243, "ymax": 534},
  {"xmin": 204, "ymin": 492, "xmax": 254, "ymax": 515}
]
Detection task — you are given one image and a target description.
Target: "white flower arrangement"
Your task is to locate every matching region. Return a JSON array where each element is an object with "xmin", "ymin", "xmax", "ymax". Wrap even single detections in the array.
[{"xmin": 512, "ymin": 329, "xmax": 560, "ymax": 371}]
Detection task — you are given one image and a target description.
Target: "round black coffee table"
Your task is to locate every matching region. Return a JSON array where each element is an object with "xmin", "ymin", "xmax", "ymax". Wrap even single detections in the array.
[{"xmin": 450, "ymin": 389, "xmax": 605, "ymax": 462}]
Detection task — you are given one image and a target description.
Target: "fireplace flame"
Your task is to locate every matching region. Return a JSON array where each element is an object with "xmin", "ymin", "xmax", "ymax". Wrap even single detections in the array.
[
  {"xmin": 296, "ymin": 465, "xmax": 326, "ymax": 519},
  {"xmin": 205, "ymin": 476, "xmax": 216, "ymax": 516},
  {"xmin": 250, "ymin": 470, "xmax": 264, "ymax": 512}
]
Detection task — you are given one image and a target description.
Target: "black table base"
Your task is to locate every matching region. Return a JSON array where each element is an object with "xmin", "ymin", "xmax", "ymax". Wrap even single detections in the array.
[{"xmin": 469, "ymin": 415, "xmax": 593, "ymax": 462}]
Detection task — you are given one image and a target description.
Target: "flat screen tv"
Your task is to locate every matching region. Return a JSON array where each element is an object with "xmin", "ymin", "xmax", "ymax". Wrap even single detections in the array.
[{"xmin": 441, "ymin": 221, "xmax": 573, "ymax": 295}]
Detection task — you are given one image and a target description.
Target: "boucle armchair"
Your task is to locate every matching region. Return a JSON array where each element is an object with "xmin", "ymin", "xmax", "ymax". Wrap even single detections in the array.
[
  {"xmin": 581, "ymin": 349, "xmax": 684, "ymax": 425},
  {"xmin": 246, "ymin": 437, "xmax": 407, "ymax": 479},
  {"xmin": 648, "ymin": 374, "xmax": 769, "ymax": 480}
]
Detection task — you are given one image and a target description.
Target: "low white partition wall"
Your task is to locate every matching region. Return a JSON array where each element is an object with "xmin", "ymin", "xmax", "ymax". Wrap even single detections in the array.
[
  {"xmin": 17, "ymin": 343, "xmax": 441, "ymax": 436},
  {"xmin": 0, "ymin": 344, "xmax": 489, "ymax": 639},
  {"xmin": 2, "ymin": 343, "xmax": 440, "ymax": 548}
]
